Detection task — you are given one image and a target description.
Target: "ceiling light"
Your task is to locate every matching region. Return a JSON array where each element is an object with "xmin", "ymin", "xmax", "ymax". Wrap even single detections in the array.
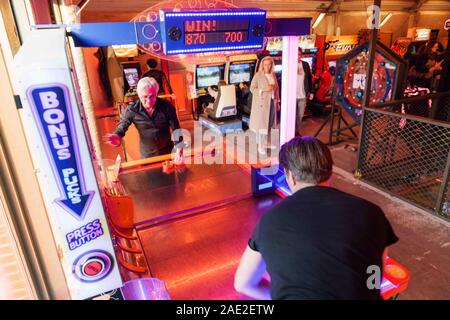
[
  {"xmin": 379, "ymin": 12, "xmax": 393, "ymax": 28},
  {"xmin": 312, "ymin": 13, "xmax": 326, "ymax": 29}
]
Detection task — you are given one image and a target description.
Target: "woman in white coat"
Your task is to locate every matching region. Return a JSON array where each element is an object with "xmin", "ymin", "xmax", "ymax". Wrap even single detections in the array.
[{"xmin": 249, "ymin": 56, "xmax": 280, "ymax": 155}]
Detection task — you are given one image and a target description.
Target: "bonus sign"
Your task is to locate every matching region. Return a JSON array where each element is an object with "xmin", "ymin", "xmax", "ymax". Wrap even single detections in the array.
[
  {"xmin": 28, "ymin": 85, "xmax": 94, "ymax": 220},
  {"xmin": 14, "ymin": 28, "xmax": 122, "ymax": 300}
]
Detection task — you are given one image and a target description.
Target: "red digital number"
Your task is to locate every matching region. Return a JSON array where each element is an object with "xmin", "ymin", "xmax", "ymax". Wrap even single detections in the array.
[
  {"xmin": 225, "ymin": 32, "xmax": 243, "ymax": 43},
  {"xmin": 186, "ymin": 34, "xmax": 193, "ymax": 45},
  {"xmin": 186, "ymin": 33, "xmax": 206, "ymax": 45},
  {"xmin": 192, "ymin": 33, "xmax": 206, "ymax": 44}
]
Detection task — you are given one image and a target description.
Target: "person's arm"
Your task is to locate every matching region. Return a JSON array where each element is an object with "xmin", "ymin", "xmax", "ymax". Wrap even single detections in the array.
[
  {"xmin": 234, "ymin": 246, "xmax": 271, "ymax": 300},
  {"xmin": 250, "ymin": 74, "xmax": 263, "ymax": 97},
  {"xmin": 166, "ymin": 101, "xmax": 183, "ymax": 145},
  {"xmin": 105, "ymin": 108, "xmax": 133, "ymax": 146}
]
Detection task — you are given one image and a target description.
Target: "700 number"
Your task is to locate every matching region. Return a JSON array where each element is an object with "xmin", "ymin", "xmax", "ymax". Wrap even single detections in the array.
[{"xmin": 225, "ymin": 32, "xmax": 243, "ymax": 43}]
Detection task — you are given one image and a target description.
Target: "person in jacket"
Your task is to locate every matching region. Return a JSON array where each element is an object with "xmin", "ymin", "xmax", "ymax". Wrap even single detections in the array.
[
  {"xmin": 296, "ymin": 49, "xmax": 313, "ymax": 134},
  {"xmin": 249, "ymin": 55, "xmax": 280, "ymax": 155},
  {"xmin": 105, "ymin": 77, "xmax": 182, "ymax": 159}
]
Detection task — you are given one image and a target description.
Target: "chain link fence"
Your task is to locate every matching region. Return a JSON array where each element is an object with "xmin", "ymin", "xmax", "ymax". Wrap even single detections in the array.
[{"xmin": 356, "ymin": 92, "xmax": 450, "ymax": 221}]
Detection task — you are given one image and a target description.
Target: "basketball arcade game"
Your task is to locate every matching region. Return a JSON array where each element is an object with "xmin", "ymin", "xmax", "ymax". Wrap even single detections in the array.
[{"xmin": 13, "ymin": 6, "xmax": 408, "ymax": 299}]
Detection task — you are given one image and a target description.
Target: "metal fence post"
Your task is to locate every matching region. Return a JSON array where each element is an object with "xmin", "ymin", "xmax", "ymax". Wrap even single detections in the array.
[{"xmin": 434, "ymin": 146, "xmax": 450, "ymax": 217}]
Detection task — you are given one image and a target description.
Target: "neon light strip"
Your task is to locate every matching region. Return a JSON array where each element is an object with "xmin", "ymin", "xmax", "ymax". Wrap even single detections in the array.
[
  {"xmin": 167, "ymin": 44, "xmax": 262, "ymax": 54},
  {"xmin": 258, "ymin": 182, "xmax": 273, "ymax": 190},
  {"xmin": 165, "ymin": 12, "xmax": 265, "ymax": 17}
]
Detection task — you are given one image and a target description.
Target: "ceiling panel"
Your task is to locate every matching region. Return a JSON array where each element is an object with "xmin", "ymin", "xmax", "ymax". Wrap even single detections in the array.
[{"xmin": 76, "ymin": 0, "xmax": 450, "ymax": 23}]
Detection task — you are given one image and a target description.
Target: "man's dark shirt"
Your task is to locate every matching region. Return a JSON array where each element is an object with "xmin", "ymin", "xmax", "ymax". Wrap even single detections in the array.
[
  {"xmin": 114, "ymin": 98, "xmax": 181, "ymax": 159},
  {"xmin": 249, "ymin": 186, "xmax": 399, "ymax": 300},
  {"xmin": 142, "ymin": 69, "xmax": 173, "ymax": 95}
]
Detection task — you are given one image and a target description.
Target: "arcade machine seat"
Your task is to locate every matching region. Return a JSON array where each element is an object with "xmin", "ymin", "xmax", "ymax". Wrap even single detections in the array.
[
  {"xmin": 200, "ymin": 84, "xmax": 242, "ymax": 133},
  {"xmin": 204, "ymin": 84, "xmax": 238, "ymax": 120}
]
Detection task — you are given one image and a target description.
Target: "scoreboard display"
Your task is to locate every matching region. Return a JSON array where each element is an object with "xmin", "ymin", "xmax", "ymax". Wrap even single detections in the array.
[{"xmin": 159, "ymin": 9, "xmax": 266, "ymax": 55}]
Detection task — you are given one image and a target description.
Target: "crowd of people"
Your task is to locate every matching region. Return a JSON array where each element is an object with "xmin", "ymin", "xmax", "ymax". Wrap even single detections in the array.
[{"xmin": 406, "ymin": 41, "xmax": 446, "ymax": 91}]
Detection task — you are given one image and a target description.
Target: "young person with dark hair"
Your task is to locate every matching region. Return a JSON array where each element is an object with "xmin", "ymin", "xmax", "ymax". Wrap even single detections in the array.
[{"xmin": 234, "ymin": 136, "xmax": 399, "ymax": 300}]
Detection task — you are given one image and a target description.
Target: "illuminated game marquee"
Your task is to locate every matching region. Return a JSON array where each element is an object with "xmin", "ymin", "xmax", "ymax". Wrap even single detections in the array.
[{"xmin": 159, "ymin": 8, "xmax": 266, "ymax": 55}]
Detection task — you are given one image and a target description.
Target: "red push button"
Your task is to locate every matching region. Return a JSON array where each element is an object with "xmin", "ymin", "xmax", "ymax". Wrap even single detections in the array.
[{"xmin": 81, "ymin": 258, "xmax": 105, "ymax": 278}]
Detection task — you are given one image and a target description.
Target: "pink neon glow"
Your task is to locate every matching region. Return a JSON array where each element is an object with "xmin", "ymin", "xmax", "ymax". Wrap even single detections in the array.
[{"xmin": 280, "ymin": 36, "xmax": 299, "ymax": 145}]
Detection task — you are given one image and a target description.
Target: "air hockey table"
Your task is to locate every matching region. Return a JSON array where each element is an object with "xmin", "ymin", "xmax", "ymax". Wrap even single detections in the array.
[{"xmin": 107, "ymin": 150, "xmax": 409, "ymax": 300}]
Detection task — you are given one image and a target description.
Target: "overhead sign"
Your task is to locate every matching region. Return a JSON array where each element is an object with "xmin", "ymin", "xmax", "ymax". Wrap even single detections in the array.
[
  {"xmin": 159, "ymin": 8, "xmax": 266, "ymax": 55},
  {"xmin": 14, "ymin": 28, "xmax": 122, "ymax": 300},
  {"xmin": 325, "ymin": 35, "xmax": 359, "ymax": 56}
]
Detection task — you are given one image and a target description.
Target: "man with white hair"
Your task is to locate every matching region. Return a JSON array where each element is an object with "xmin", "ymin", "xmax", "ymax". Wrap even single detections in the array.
[{"xmin": 105, "ymin": 77, "xmax": 182, "ymax": 159}]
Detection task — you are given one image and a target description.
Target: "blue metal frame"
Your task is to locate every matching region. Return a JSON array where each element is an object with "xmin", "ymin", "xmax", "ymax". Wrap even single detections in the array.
[{"xmin": 65, "ymin": 16, "xmax": 311, "ymax": 50}]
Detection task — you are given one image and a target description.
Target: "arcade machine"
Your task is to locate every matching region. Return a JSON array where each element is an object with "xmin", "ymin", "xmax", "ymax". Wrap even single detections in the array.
[
  {"xmin": 190, "ymin": 63, "xmax": 225, "ymax": 120},
  {"xmin": 334, "ymin": 41, "xmax": 407, "ymax": 123},
  {"xmin": 13, "ymin": 4, "xmax": 409, "ymax": 300},
  {"xmin": 319, "ymin": 41, "xmax": 407, "ymax": 145},
  {"xmin": 195, "ymin": 63, "xmax": 243, "ymax": 133},
  {"xmin": 227, "ymin": 59, "xmax": 257, "ymax": 127},
  {"xmin": 122, "ymin": 62, "xmax": 141, "ymax": 105}
]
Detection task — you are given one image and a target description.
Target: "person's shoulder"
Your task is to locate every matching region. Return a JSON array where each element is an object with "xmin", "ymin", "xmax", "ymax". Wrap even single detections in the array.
[
  {"xmin": 259, "ymin": 195, "xmax": 301, "ymax": 225},
  {"xmin": 125, "ymin": 101, "xmax": 140, "ymax": 113},
  {"xmin": 156, "ymin": 98, "xmax": 176, "ymax": 113},
  {"xmin": 157, "ymin": 98, "xmax": 174, "ymax": 108},
  {"xmin": 328, "ymin": 187, "xmax": 385, "ymax": 215}
]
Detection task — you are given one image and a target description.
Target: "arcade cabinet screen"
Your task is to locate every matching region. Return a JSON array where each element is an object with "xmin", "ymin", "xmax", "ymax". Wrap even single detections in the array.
[
  {"xmin": 196, "ymin": 65, "xmax": 224, "ymax": 88},
  {"xmin": 274, "ymin": 61, "xmax": 282, "ymax": 74},
  {"xmin": 124, "ymin": 67, "xmax": 140, "ymax": 89},
  {"xmin": 229, "ymin": 63, "xmax": 254, "ymax": 84}
]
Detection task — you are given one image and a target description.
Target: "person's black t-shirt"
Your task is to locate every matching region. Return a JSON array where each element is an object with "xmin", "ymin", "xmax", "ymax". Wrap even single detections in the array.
[{"xmin": 248, "ymin": 186, "xmax": 399, "ymax": 300}]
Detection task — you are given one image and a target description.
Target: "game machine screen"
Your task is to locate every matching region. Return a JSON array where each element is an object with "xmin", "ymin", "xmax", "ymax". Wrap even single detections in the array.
[
  {"xmin": 273, "ymin": 60, "xmax": 283, "ymax": 75},
  {"xmin": 228, "ymin": 62, "xmax": 255, "ymax": 84},
  {"xmin": 334, "ymin": 41, "xmax": 406, "ymax": 123},
  {"xmin": 122, "ymin": 62, "xmax": 141, "ymax": 93},
  {"xmin": 323, "ymin": 35, "xmax": 359, "ymax": 72},
  {"xmin": 196, "ymin": 64, "xmax": 225, "ymax": 90},
  {"xmin": 299, "ymin": 35, "xmax": 318, "ymax": 75}
]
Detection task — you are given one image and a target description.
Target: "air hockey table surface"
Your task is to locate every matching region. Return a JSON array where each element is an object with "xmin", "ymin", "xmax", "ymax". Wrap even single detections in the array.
[
  {"xmin": 113, "ymin": 154, "xmax": 409, "ymax": 300},
  {"xmin": 117, "ymin": 150, "xmax": 255, "ymax": 228}
]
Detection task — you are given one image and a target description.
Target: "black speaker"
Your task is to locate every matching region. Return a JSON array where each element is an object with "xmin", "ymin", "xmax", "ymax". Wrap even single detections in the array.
[
  {"xmin": 252, "ymin": 24, "xmax": 264, "ymax": 37},
  {"xmin": 168, "ymin": 26, "xmax": 182, "ymax": 41}
]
